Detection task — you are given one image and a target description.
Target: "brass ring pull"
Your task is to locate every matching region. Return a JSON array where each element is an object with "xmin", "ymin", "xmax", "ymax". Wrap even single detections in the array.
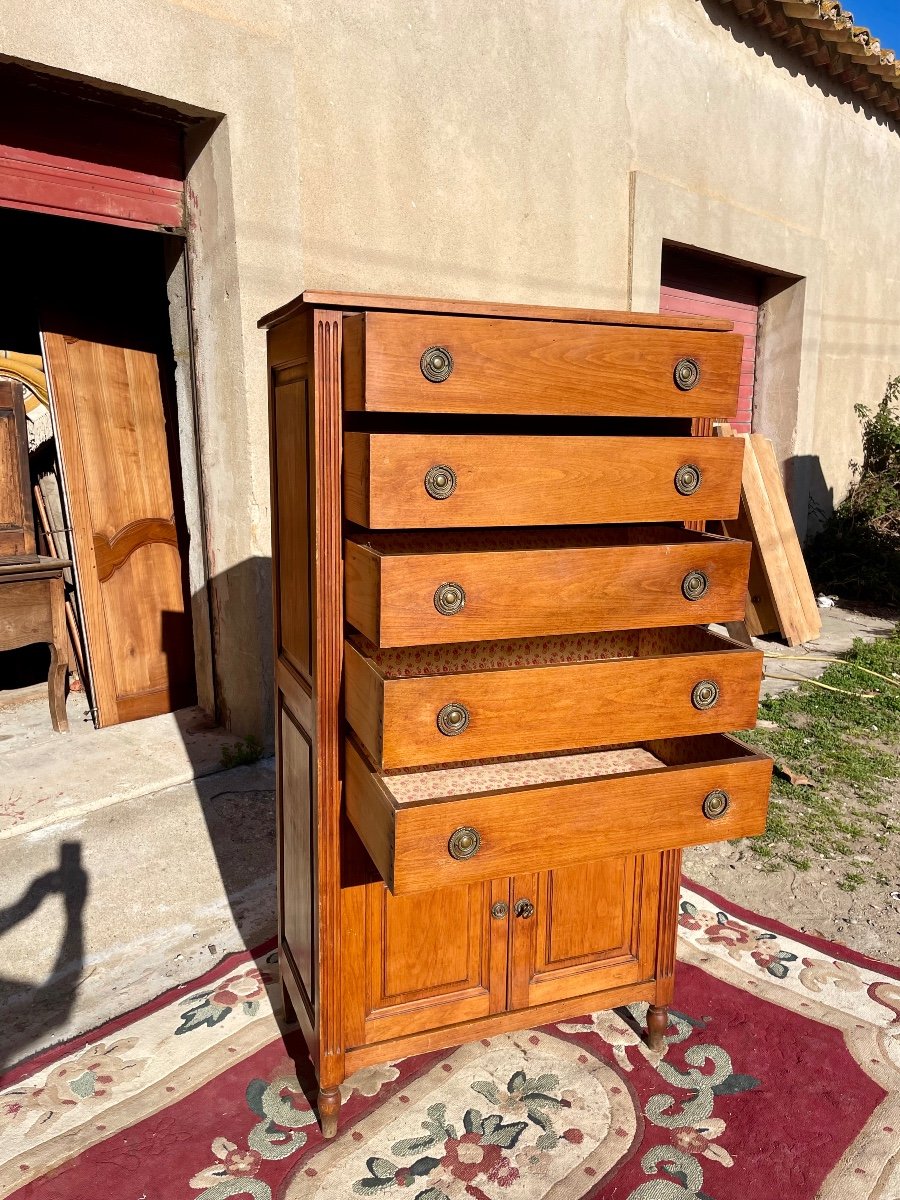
[
  {"xmin": 514, "ymin": 898, "xmax": 535, "ymax": 919},
  {"xmin": 691, "ymin": 680, "xmax": 720, "ymax": 710},
  {"xmin": 420, "ymin": 346, "xmax": 453, "ymax": 382},
  {"xmin": 434, "ymin": 582, "xmax": 466, "ymax": 616},
  {"xmin": 424, "ymin": 464, "xmax": 457, "ymax": 500},
  {"xmin": 437, "ymin": 702, "xmax": 470, "ymax": 736},
  {"xmin": 674, "ymin": 357, "xmax": 701, "ymax": 391},
  {"xmin": 702, "ymin": 789, "xmax": 730, "ymax": 820},
  {"xmin": 491, "ymin": 900, "xmax": 509, "ymax": 920},
  {"xmin": 682, "ymin": 570, "xmax": 709, "ymax": 602},
  {"xmin": 448, "ymin": 826, "xmax": 480, "ymax": 860},
  {"xmin": 674, "ymin": 463, "xmax": 702, "ymax": 496}
]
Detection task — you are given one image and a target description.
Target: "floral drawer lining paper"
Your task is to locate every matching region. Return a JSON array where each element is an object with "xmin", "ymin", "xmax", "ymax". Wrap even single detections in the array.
[
  {"xmin": 350, "ymin": 626, "xmax": 722, "ymax": 677},
  {"xmin": 382, "ymin": 746, "xmax": 665, "ymax": 803}
]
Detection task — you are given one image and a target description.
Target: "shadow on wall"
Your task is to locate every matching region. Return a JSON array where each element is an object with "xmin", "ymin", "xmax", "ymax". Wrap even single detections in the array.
[
  {"xmin": 0, "ymin": 843, "xmax": 88, "ymax": 1073},
  {"xmin": 789, "ymin": 454, "xmax": 832, "ymax": 541},
  {"xmin": 699, "ymin": 0, "xmax": 897, "ymax": 134},
  {"xmin": 200, "ymin": 557, "xmax": 275, "ymax": 741}
]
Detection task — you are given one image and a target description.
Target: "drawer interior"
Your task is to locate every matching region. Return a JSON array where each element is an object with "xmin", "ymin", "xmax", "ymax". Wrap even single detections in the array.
[
  {"xmin": 370, "ymin": 732, "xmax": 763, "ymax": 807},
  {"xmin": 348, "ymin": 624, "xmax": 746, "ymax": 680},
  {"xmin": 345, "ymin": 731, "xmax": 772, "ymax": 894},
  {"xmin": 380, "ymin": 745, "xmax": 667, "ymax": 804},
  {"xmin": 346, "ymin": 524, "xmax": 736, "ymax": 555}
]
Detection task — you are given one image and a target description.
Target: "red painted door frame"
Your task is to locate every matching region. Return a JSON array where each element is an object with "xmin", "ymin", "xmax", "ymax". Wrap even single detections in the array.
[
  {"xmin": 660, "ymin": 247, "xmax": 762, "ymax": 435},
  {"xmin": 0, "ymin": 68, "xmax": 185, "ymax": 231}
]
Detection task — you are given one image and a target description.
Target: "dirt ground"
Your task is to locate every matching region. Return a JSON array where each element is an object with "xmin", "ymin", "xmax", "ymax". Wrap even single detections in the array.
[{"xmin": 683, "ymin": 783, "xmax": 900, "ymax": 960}]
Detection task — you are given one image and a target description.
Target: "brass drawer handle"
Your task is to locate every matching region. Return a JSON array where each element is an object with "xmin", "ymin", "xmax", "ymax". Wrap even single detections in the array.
[
  {"xmin": 437, "ymin": 702, "xmax": 469, "ymax": 736},
  {"xmin": 424, "ymin": 464, "xmax": 457, "ymax": 500},
  {"xmin": 491, "ymin": 900, "xmax": 509, "ymax": 920},
  {"xmin": 691, "ymin": 680, "xmax": 720, "ymax": 710},
  {"xmin": 674, "ymin": 357, "xmax": 701, "ymax": 391},
  {"xmin": 421, "ymin": 346, "xmax": 453, "ymax": 383},
  {"xmin": 674, "ymin": 463, "xmax": 702, "ymax": 496},
  {"xmin": 434, "ymin": 581, "xmax": 466, "ymax": 616},
  {"xmin": 702, "ymin": 789, "xmax": 730, "ymax": 820},
  {"xmin": 514, "ymin": 898, "xmax": 535, "ymax": 919},
  {"xmin": 682, "ymin": 570, "xmax": 709, "ymax": 602},
  {"xmin": 448, "ymin": 826, "xmax": 480, "ymax": 860}
]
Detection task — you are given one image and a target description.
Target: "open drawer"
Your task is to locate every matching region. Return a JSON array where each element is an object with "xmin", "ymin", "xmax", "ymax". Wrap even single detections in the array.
[
  {"xmin": 345, "ymin": 734, "xmax": 773, "ymax": 894},
  {"xmin": 345, "ymin": 526, "xmax": 751, "ymax": 647},
  {"xmin": 341, "ymin": 311, "xmax": 743, "ymax": 418},
  {"xmin": 344, "ymin": 432, "xmax": 744, "ymax": 528},
  {"xmin": 345, "ymin": 626, "xmax": 763, "ymax": 769}
]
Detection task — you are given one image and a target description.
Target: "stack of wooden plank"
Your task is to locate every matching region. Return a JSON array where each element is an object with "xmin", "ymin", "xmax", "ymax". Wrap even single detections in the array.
[{"xmin": 717, "ymin": 425, "xmax": 821, "ymax": 647}]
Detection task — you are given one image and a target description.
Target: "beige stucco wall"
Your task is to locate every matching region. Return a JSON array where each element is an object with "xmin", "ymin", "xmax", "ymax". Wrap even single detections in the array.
[{"xmin": 2, "ymin": 0, "xmax": 898, "ymax": 737}]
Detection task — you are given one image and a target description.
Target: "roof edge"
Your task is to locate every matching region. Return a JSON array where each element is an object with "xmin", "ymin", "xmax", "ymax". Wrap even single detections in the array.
[{"xmin": 719, "ymin": 0, "xmax": 900, "ymax": 130}]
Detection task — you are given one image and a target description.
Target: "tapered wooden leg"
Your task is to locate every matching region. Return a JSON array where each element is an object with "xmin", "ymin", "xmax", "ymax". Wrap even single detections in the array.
[
  {"xmin": 47, "ymin": 642, "xmax": 68, "ymax": 733},
  {"xmin": 646, "ymin": 1004, "xmax": 669, "ymax": 1053},
  {"xmin": 317, "ymin": 1086, "xmax": 341, "ymax": 1139}
]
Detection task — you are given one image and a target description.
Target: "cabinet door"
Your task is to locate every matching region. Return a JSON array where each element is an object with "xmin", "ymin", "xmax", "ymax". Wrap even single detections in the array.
[
  {"xmin": 343, "ymin": 869, "xmax": 509, "ymax": 1048},
  {"xmin": 508, "ymin": 854, "xmax": 661, "ymax": 1011}
]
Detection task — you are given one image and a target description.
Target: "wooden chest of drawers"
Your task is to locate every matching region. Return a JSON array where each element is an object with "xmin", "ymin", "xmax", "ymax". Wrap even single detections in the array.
[{"xmin": 262, "ymin": 291, "xmax": 772, "ymax": 1139}]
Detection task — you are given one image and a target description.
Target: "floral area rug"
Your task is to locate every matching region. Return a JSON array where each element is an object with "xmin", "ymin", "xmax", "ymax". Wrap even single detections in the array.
[{"xmin": 2, "ymin": 881, "xmax": 899, "ymax": 1200}]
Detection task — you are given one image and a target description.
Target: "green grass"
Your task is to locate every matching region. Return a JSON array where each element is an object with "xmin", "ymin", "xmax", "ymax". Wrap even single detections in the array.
[
  {"xmin": 220, "ymin": 735, "xmax": 264, "ymax": 770},
  {"xmin": 736, "ymin": 626, "xmax": 900, "ymax": 891}
]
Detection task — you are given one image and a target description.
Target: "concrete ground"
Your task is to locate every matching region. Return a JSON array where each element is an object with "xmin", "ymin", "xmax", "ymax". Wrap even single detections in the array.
[
  {"xmin": 0, "ymin": 759, "xmax": 276, "ymax": 1071},
  {"xmin": 0, "ymin": 687, "xmax": 276, "ymax": 1073},
  {"xmin": 0, "ymin": 686, "xmax": 246, "ymax": 839},
  {"xmin": 752, "ymin": 602, "xmax": 897, "ymax": 700}
]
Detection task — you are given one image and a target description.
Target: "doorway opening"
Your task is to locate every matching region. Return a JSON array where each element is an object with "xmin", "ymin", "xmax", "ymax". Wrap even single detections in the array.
[
  {"xmin": 0, "ymin": 207, "xmax": 196, "ymax": 726},
  {"xmin": 660, "ymin": 244, "xmax": 763, "ymax": 434}
]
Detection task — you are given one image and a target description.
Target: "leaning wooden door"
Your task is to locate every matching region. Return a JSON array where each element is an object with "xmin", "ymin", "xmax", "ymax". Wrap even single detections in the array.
[{"xmin": 42, "ymin": 332, "xmax": 194, "ymax": 725}]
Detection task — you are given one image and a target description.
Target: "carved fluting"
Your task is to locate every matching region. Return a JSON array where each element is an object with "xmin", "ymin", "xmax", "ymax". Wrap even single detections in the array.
[
  {"xmin": 313, "ymin": 312, "xmax": 345, "ymax": 1090},
  {"xmin": 656, "ymin": 848, "xmax": 682, "ymax": 986}
]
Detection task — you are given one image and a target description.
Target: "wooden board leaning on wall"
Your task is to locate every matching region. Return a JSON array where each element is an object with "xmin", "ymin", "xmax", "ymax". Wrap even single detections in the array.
[{"xmin": 715, "ymin": 423, "xmax": 821, "ymax": 647}]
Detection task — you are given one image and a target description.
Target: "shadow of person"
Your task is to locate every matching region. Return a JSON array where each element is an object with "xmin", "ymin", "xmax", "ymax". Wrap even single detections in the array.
[{"xmin": 0, "ymin": 842, "xmax": 88, "ymax": 1073}]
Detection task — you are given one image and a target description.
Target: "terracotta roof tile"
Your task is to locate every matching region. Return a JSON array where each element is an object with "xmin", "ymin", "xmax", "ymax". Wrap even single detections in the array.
[{"xmin": 718, "ymin": 0, "xmax": 900, "ymax": 126}]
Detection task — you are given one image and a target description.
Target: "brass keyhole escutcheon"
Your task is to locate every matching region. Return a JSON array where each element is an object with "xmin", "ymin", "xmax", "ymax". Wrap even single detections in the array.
[
  {"xmin": 514, "ymin": 898, "xmax": 535, "ymax": 919},
  {"xmin": 674, "ymin": 463, "xmax": 702, "ymax": 496},
  {"xmin": 681, "ymin": 570, "xmax": 710, "ymax": 602},
  {"xmin": 437, "ymin": 702, "xmax": 470, "ymax": 736},
  {"xmin": 691, "ymin": 680, "xmax": 720, "ymax": 710},
  {"xmin": 674, "ymin": 357, "xmax": 701, "ymax": 391},
  {"xmin": 420, "ymin": 346, "xmax": 454, "ymax": 383},
  {"xmin": 448, "ymin": 826, "xmax": 481, "ymax": 860},
  {"xmin": 425, "ymin": 464, "xmax": 457, "ymax": 500},
  {"xmin": 434, "ymin": 582, "xmax": 466, "ymax": 616},
  {"xmin": 702, "ymin": 789, "xmax": 730, "ymax": 820},
  {"xmin": 491, "ymin": 901, "xmax": 509, "ymax": 920}
]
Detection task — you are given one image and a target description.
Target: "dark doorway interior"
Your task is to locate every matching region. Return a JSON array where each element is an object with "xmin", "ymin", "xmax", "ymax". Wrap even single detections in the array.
[{"xmin": 0, "ymin": 207, "xmax": 195, "ymax": 721}]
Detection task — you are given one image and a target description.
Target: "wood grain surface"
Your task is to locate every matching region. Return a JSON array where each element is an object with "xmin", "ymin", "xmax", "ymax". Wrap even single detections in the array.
[
  {"xmin": 345, "ymin": 533, "xmax": 751, "ymax": 646},
  {"xmin": 344, "ymin": 433, "xmax": 743, "ymax": 528},
  {"xmin": 345, "ymin": 736, "xmax": 772, "ymax": 894},
  {"xmin": 345, "ymin": 636, "xmax": 763, "ymax": 769},
  {"xmin": 42, "ymin": 332, "xmax": 194, "ymax": 725},
  {"xmin": 344, "ymin": 312, "xmax": 743, "ymax": 417},
  {"xmin": 260, "ymin": 289, "xmax": 735, "ymax": 331}
]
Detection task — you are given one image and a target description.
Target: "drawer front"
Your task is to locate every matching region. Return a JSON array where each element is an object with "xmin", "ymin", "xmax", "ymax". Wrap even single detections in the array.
[
  {"xmin": 345, "ymin": 642, "xmax": 763, "ymax": 770},
  {"xmin": 345, "ymin": 737, "xmax": 772, "ymax": 894},
  {"xmin": 345, "ymin": 537, "xmax": 751, "ymax": 647},
  {"xmin": 343, "ymin": 313, "xmax": 743, "ymax": 418},
  {"xmin": 344, "ymin": 433, "xmax": 743, "ymax": 528}
]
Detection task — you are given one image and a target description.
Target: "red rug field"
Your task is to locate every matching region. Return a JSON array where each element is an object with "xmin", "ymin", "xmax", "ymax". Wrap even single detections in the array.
[{"xmin": 2, "ymin": 881, "xmax": 899, "ymax": 1199}]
